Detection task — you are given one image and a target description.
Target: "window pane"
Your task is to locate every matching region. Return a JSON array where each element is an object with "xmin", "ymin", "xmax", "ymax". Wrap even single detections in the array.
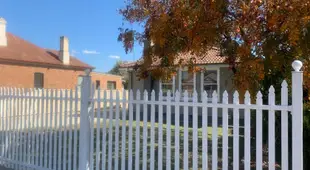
[
  {"xmin": 182, "ymin": 71, "xmax": 194, "ymax": 93},
  {"xmin": 162, "ymin": 83, "xmax": 172, "ymax": 96},
  {"xmin": 34, "ymin": 73, "xmax": 44, "ymax": 89},
  {"xmin": 204, "ymin": 70, "xmax": 218, "ymax": 96},
  {"xmin": 77, "ymin": 76, "xmax": 83, "ymax": 86},
  {"xmin": 107, "ymin": 81, "xmax": 116, "ymax": 90},
  {"xmin": 96, "ymin": 80, "xmax": 100, "ymax": 89}
]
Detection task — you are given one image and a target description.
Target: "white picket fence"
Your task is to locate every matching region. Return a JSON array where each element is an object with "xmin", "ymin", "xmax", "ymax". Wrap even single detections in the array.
[{"xmin": 0, "ymin": 60, "xmax": 304, "ymax": 170}]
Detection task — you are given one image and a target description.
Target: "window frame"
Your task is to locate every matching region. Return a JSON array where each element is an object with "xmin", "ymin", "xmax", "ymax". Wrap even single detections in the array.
[
  {"xmin": 107, "ymin": 81, "xmax": 117, "ymax": 90},
  {"xmin": 95, "ymin": 80, "xmax": 100, "ymax": 89},
  {"xmin": 159, "ymin": 66, "xmax": 222, "ymax": 102},
  {"xmin": 159, "ymin": 76, "xmax": 176, "ymax": 99},
  {"xmin": 200, "ymin": 67, "xmax": 220, "ymax": 102},
  {"xmin": 34, "ymin": 72, "xmax": 44, "ymax": 89}
]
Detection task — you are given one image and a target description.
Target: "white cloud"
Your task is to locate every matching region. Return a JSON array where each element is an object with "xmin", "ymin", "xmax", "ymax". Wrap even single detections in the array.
[
  {"xmin": 109, "ymin": 55, "xmax": 121, "ymax": 59},
  {"xmin": 82, "ymin": 50, "xmax": 100, "ymax": 54},
  {"xmin": 71, "ymin": 50, "xmax": 80, "ymax": 55}
]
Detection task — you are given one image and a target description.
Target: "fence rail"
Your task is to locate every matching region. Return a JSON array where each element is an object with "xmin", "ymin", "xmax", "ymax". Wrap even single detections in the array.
[{"xmin": 0, "ymin": 60, "xmax": 304, "ymax": 170}]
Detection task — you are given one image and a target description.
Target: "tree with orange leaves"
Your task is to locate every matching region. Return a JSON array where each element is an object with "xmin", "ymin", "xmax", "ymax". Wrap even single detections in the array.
[{"xmin": 118, "ymin": 0, "xmax": 310, "ymax": 95}]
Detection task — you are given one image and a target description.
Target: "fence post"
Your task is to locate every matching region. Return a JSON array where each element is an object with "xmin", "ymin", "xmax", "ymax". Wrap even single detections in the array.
[
  {"xmin": 79, "ymin": 69, "xmax": 92, "ymax": 170},
  {"xmin": 291, "ymin": 60, "xmax": 303, "ymax": 170}
]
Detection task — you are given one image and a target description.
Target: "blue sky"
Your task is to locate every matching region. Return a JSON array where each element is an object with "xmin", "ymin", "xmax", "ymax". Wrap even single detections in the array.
[{"xmin": 0, "ymin": 0, "xmax": 143, "ymax": 72}]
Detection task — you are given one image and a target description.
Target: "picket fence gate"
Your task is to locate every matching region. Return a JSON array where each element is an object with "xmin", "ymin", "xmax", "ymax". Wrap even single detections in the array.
[{"xmin": 0, "ymin": 60, "xmax": 304, "ymax": 170}]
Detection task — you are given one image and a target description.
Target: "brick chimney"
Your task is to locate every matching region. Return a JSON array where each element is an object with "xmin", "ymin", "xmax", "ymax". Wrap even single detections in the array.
[
  {"xmin": 59, "ymin": 36, "xmax": 70, "ymax": 65},
  {"xmin": 0, "ymin": 17, "xmax": 7, "ymax": 46}
]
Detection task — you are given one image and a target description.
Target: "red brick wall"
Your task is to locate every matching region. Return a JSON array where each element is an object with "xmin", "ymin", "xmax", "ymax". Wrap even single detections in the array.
[
  {"xmin": 0, "ymin": 63, "xmax": 84, "ymax": 89},
  {"xmin": 91, "ymin": 72, "xmax": 123, "ymax": 90}
]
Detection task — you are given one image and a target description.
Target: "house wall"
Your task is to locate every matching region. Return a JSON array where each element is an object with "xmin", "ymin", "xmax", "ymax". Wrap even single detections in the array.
[
  {"xmin": 0, "ymin": 63, "xmax": 84, "ymax": 89},
  {"xmin": 126, "ymin": 65, "xmax": 235, "ymax": 100},
  {"xmin": 129, "ymin": 71, "xmax": 145, "ymax": 94},
  {"xmin": 90, "ymin": 72, "xmax": 123, "ymax": 90}
]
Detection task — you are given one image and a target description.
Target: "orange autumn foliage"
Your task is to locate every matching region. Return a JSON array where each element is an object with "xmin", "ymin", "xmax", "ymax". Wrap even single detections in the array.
[{"xmin": 119, "ymin": 0, "xmax": 310, "ymax": 94}]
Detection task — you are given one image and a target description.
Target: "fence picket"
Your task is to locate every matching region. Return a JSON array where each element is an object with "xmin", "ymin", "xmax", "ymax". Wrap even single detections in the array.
[
  {"xmin": 63, "ymin": 90, "xmax": 68, "ymax": 170},
  {"xmin": 244, "ymin": 91, "xmax": 251, "ymax": 170},
  {"xmin": 256, "ymin": 91, "xmax": 263, "ymax": 170},
  {"xmin": 67, "ymin": 89, "xmax": 73, "ymax": 170},
  {"xmin": 150, "ymin": 90, "xmax": 155, "ymax": 170},
  {"xmin": 174, "ymin": 91, "xmax": 180, "ymax": 170},
  {"xmin": 12, "ymin": 88, "xmax": 17, "ymax": 170},
  {"xmin": 11, "ymin": 88, "xmax": 16, "ymax": 170},
  {"xmin": 12, "ymin": 88, "xmax": 15, "ymax": 168},
  {"xmin": 121, "ymin": 90, "xmax": 127, "ymax": 170},
  {"xmin": 48, "ymin": 89, "xmax": 54, "ymax": 169},
  {"xmin": 96, "ymin": 88, "xmax": 101, "ymax": 170},
  {"xmin": 128, "ymin": 90, "xmax": 134, "ymax": 170},
  {"xmin": 73, "ymin": 87, "xmax": 78, "ymax": 170},
  {"xmin": 53, "ymin": 90, "xmax": 58, "ymax": 169},
  {"xmin": 23, "ymin": 88, "xmax": 28, "ymax": 170},
  {"xmin": 19, "ymin": 88, "xmax": 23, "ymax": 170},
  {"xmin": 212, "ymin": 91, "xmax": 218, "ymax": 170},
  {"xmin": 114, "ymin": 90, "xmax": 120, "ymax": 170},
  {"xmin": 58, "ymin": 90, "xmax": 63, "ymax": 170},
  {"xmin": 108, "ymin": 90, "xmax": 115, "ymax": 170},
  {"xmin": 158, "ymin": 90, "xmax": 163, "ymax": 170},
  {"xmin": 30, "ymin": 89, "xmax": 36, "ymax": 166},
  {"xmin": 202, "ymin": 91, "xmax": 208, "ymax": 170},
  {"xmin": 35, "ymin": 89, "xmax": 40, "ymax": 166},
  {"xmin": 142, "ymin": 91, "xmax": 148, "ymax": 170},
  {"xmin": 0, "ymin": 88, "xmax": 4, "ymax": 165},
  {"xmin": 40, "ymin": 89, "xmax": 45, "ymax": 168},
  {"xmin": 13, "ymin": 88, "xmax": 17, "ymax": 170},
  {"xmin": 192, "ymin": 91, "xmax": 198, "ymax": 170},
  {"xmin": 17, "ymin": 88, "xmax": 21, "ymax": 169},
  {"xmin": 222, "ymin": 91, "xmax": 229, "ymax": 170},
  {"xmin": 4, "ymin": 88, "xmax": 8, "ymax": 165},
  {"xmin": 17, "ymin": 88, "xmax": 21, "ymax": 170},
  {"xmin": 281, "ymin": 81, "xmax": 288, "ymax": 170},
  {"xmin": 0, "ymin": 88, "xmax": 3, "ymax": 162},
  {"xmin": 135, "ymin": 90, "xmax": 141, "ymax": 170},
  {"xmin": 7, "ymin": 88, "xmax": 10, "ymax": 168},
  {"xmin": 268, "ymin": 86, "xmax": 276, "ymax": 170},
  {"xmin": 183, "ymin": 91, "xmax": 189, "ymax": 170},
  {"xmin": 166, "ymin": 91, "xmax": 172, "ymax": 170},
  {"xmin": 233, "ymin": 91, "xmax": 240, "ymax": 170},
  {"xmin": 7, "ymin": 88, "xmax": 12, "ymax": 169},
  {"xmin": 102, "ymin": 90, "xmax": 108, "ymax": 170},
  {"xmin": 27, "ymin": 89, "xmax": 32, "ymax": 169},
  {"xmin": 90, "ymin": 85, "xmax": 95, "ymax": 170}
]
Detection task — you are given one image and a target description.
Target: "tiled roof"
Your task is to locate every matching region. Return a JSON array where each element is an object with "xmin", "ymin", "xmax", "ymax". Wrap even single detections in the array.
[
  {"xmin": 0, "ymin": 32, "xmax": 93, "ymax": 70},
  {"xmin": 120, "ymin": 48, "xmax": 227, "ymax": 68}
]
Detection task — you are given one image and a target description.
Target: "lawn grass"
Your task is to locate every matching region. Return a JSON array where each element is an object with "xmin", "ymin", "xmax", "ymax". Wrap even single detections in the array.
[
  {"xmin": 0, "ymin": 118, "xmax": 233, "ymax": 170},
  {"xmin": 89, "ymin": 119, "xmax": 232, "ymax": 169}
]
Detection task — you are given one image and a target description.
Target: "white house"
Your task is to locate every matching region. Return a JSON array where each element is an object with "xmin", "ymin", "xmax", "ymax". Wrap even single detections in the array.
[{"xmin": 120, "ymin": 48, "xmax": 235, "ymax": 102}]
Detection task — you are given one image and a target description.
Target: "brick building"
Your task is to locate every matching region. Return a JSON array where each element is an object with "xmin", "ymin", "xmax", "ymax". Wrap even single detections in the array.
[
  {"xmin": 0, "ymin": 18, "xmax": 122, "ymax": 90},
  {"xmin": 90, "ymin": 72, "xmax": 123, "ymax": 90}
]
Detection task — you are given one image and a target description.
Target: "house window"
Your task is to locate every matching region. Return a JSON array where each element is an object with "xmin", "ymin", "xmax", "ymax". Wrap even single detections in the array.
[
  {"xmin": 107, "ymin": 81, "xmax": 116, "ymax": 90},
  {"xmin": 203, "ymin": 70, "xmax": 218, "ymax": 97},
  {"xmin": 96, "ymin": 80, "xmax": 100, "ymax": 89},
  {"xmin": 182, "ymin": 71, "xmax": 194, "ymax": 94},
  {"xmin": 34, "ymin": 72, "xmax": 44, "ymax": 89},
  {"xmin": 77, "ymin": 76, "xmax": 83, "ymax": 88},
  {"xmin": 162, "ymin": 79, "xmax": 173, "ymax": 96}
]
